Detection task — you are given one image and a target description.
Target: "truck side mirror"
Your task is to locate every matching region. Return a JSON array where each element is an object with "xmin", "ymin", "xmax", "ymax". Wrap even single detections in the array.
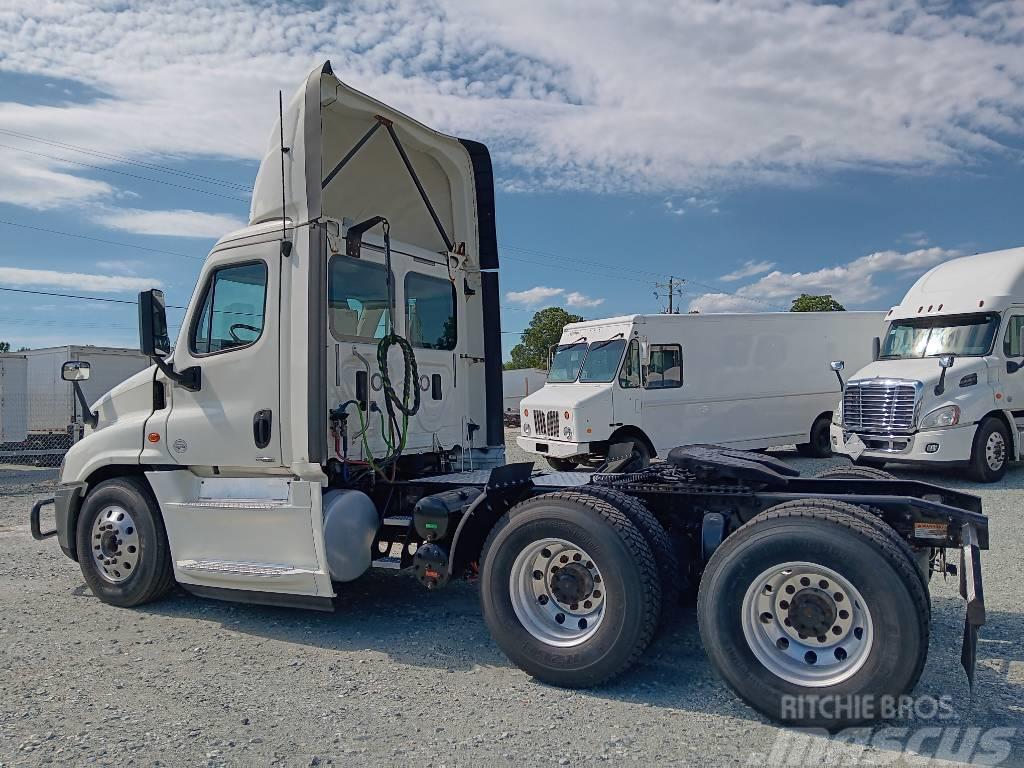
[
  {"xmin": 939, "ymin": 355, "xmax": 954, "ymax": 369},
  {"xmin": 61, "ymin": 361, "xmax": 91, "ymax": 381},
  {"xmin": 872, "ymin": 336, "xmax": 880, "ymax": 361},
  {"xmin": 935, "ymin": 354, "xmax": 955, "ymax": 396},
  {"xmin": 830, "ymin": 360, "xmax": 845, "ymax": 391},
  {"xmin": 138, "ymin": 289, "xmax": 171, "ymax": 358}
]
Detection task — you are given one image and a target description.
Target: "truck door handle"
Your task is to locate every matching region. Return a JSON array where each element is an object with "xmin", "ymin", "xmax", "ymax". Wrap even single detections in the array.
[{"xmin": 253, "ymin": 409, "xmax": 272, "ymax": 449}]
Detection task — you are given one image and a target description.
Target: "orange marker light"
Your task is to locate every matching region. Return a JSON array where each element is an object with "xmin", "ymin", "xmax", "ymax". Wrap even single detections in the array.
[
  {"xmin": 523, "ymin": 408, "xmax": 529, "ymax": 417},
  {"xmin": 147, "ymin": 432, "xmax": 161, "ymax": 443},
  {"xmin": 564, "ymin": 411, "xmax": 570, "ymax": 420}
]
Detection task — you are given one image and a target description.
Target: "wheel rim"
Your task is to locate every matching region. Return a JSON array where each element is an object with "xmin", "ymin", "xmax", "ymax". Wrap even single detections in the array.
[
  {"xmin": 89, "ymin": 505, "xmax": 140, "ymax": 584},
  {"xmin": 509, "ymin": 537, "xmax": 606, "ymax": 647},
  {"xmin": 741, "ymin": 561, "xmax": 873, "ymax": 687},
  {"xmin": 984, "ymin": 431, "xmax": 1005, "ymax": 472}
]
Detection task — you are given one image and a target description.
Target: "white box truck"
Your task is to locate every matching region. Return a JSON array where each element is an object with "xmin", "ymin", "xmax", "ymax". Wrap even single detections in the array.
[
  {"xmin": 27, "ymin": 62, "xmax": 990, "ymax": 728},
  {"xmin": 0, "ymin": 353, "xmax": 29, "ymax": 444},
  {"xmin": 23, "ymin": 346, "xmax": 149, "ymax": 432},
  {"xmin": 516, "ymin": 312, "xmax": 885, "ymax": 470},
  {"xmin": 831, "ymin": 246, "xmax": 1024, "ymax": 482}
]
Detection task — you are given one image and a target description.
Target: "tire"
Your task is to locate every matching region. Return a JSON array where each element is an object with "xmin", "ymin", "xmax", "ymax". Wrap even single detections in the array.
[
  {"xmin": 697, "ymin": 503, "xmax": 930, "ymax": 728},
  {"xmin": 573, "ymin": 485, "xmax": 682, "ymax": 614},
  {"xmin": 796, "ymin": 416, "xmax": 833, "ymax": 458},
  {"xmin": 814, "ymin": 466, "xmax": 895, "ymax": 481},
  {"xmin": 853, "ymin": 457, "xmax": 888, "ymax": 470},
  {"xmin": 545, "ymin": 457, "xmax": 579, "ymax": 472},
  {"xmin": 967, "ymin": 416, "xmax": 1010, "ymax": 483},
  {"xmin": 75, "ymin": 477, "xmax": 175, "ymax": 607},
  {"xmin": 611, "ymin": 436, "xmax": 652, "ymax": 471},
  {"xmin": 479, "ymin": 490, "xmax": 661, "ymax": 687}
]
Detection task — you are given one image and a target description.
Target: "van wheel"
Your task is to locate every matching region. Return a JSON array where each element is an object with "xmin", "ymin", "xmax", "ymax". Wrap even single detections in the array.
[
  {"xmin": 545, "ymin": 457, "xmax": 579, "ymax": 472},
  {"xmin": 796, "ymin": 416, "xmax": 833, "ymax": 458},
  {"xmin": 75, "ymin": 477, "xmax": 175, "ymax": 607},
  {"xmin": 967, "ymin": 417, "xmax": 1009, "ymax": 483},
  {"xmin": 480, "ymin": 491, "xmax": 660, "ymax": 687},
  {"xmin": 697, "ymin": 502, "xmax": 929, "ymax": 728}
]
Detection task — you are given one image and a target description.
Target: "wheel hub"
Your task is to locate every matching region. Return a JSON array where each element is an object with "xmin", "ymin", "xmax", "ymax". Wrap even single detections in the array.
[
  {"xmin": 550, "ymin": 562, "xmax": 594, "ymax": 605},
  {"xmin": 788, "ymin": 589, "xmax": 837, "ymax": 638},
  {"xmin": 89, "ymin": 505, "xmax": 140, "ymax": 584}
]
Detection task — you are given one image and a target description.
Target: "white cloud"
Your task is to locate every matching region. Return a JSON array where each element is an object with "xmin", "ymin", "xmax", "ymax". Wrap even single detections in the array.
[
  {"xmin": 687, "ymin": 293, "xmax": 772, "ymax": 313},
  {"xmin": 719, "ymin": 260, "xmax": 775, "ymax": 282},
  {"xmin": 0, "ymin": 266, "xmax": 159, "ymax": 293},
  {"xmin": 688, "ymin": 247, "xmax": 960, "ymax": 312},
  {"xmin": 95, "ymin": 259, "xmax": 144, "ymax": 275},
  {"xmin": 0, "ymin": 0, "xmax": 1020, "ymax": 207},
  {"xmin": 902, "ymin": 231, "xmax": 930, "ymax": 247},
  {"xmin": 506, "ymin": 285, "xmax": 603, "ymax": 308},
  {"xmin": 96, "ymin": 208, "xmax": 247, "ymax": 238},
  {"xmin": 664, "ymin": 200, "xmax": 686, "ymax": 216}
]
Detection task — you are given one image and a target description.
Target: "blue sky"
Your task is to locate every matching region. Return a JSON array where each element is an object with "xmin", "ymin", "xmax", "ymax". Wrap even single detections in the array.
[{"xmin": 1, "ymin": 0, "xmax": 1022, "ymax": 358}]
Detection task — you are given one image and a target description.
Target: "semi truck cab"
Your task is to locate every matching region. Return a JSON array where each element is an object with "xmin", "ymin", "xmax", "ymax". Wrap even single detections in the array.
[{"xmin": 831, "ymin": 246, "xmax": 1024, "ymax": 482}]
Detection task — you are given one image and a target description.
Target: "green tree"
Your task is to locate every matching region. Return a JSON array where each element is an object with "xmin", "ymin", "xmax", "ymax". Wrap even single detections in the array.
[
  {"xmin": 790, "ymin": 294, "xmax": 845, "ymax": 312},
  {"xmin": 0, "ymin": 341, "xmax": 9, "ymax": 353},
  {"xmin": 506, "ymin": 307, "xmax": 584, "ymax": 370}
]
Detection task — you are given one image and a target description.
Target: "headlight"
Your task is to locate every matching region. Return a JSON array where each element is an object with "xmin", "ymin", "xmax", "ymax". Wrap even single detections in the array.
[
  {"xmin": 563, "ymin": 425, "xmax": 573, "ymax": 439},
  {"xmin": 920, "ymin": 405, "xmax": 961, "ymax": 429},
  {"xmin": 523, "ymin": 423, "xmax": 531, "ymax": 435},
  {"xmin": 832, "ymin": 402, "xmax": 843, "ymax": 426}
]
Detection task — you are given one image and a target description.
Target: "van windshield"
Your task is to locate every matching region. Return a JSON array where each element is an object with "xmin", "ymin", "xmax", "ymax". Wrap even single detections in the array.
[
  {"xmin": 547, "ymin": 338, "xmax": 628, "ymax": 382},
  {"xmin": 548, "ymin": 342, "xmax": 588, "ymax": 382},
  {"xmin": 880, "ymin": 313, "xmax": 1000, "ymax": 359}
]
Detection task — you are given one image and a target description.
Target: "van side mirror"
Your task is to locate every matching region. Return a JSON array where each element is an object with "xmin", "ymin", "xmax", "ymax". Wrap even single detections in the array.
[
  {"xmin": 61, "ymin": 361, "xmax": 91, "ymax": 381},
  {"xmin": 138, "ymin": 289, "xmax": 171, "ymax": 358},
  {"xmin": 640, "ymin": 339, "xmax": 652, "ymax": 367}
]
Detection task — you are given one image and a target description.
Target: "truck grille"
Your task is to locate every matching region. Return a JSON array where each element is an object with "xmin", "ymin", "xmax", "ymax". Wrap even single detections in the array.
[
  {"xmin": 843, "ymin": 380, "xmax": 919, "ymax": 434},
  {"xmin": 533, "ymin": 410, "xmax": 561, "ymax": 437}
]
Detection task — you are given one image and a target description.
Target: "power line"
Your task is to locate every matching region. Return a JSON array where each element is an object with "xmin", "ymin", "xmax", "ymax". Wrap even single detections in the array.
[
  {"xmin": 0, "ymin": 285, "xmax": 187, "ymax": 310},
  {"xmin": 0, "ymin": 143, "xmax": 250, "ymax": 204},
  {"xmin": 0, "ymin": 127, "xmax": 253, "ymax": 193},
  {"xmin": 0, "ymin": 219, "xmax": 204, "ymax": 260}
]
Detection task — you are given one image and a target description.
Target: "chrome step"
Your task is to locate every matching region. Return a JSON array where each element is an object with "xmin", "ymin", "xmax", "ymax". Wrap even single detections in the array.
[
  {"xmin": 382, "ymin": 515, "xmax": 412, "ymax": 527},
  {"xmin": 371, "ymin": 556, "xmax": 403, "ymax": 570},
  {"xmin": 179, "ymin": 559, "xmax": 296, "ymax": 577}
]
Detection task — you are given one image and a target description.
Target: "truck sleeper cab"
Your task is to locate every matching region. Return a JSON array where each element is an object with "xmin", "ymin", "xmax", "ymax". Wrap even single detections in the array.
[
  {"xmin": 31, "ymin": 63, "xmax": 989, "ymax": 730},
  {"xmin": 831, "ymin": 247, "xmax": 1024, "ymax": 482},
  {"xmin": 517, "ymin": 311, "xmax": 884, "ymax": 470}
]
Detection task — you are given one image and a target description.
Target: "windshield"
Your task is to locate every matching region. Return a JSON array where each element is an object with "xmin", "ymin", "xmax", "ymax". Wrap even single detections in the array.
[
  {"xmin": 580, "ymin": 339, "xmax": 627, "ymax": 382},
  {"xmin": 880, "ymin": 313, "xmax": 1000, "ymax": 359},
  {"xmin": 548, "ymin": 342, "xmax": 588, "ymax": 382}
]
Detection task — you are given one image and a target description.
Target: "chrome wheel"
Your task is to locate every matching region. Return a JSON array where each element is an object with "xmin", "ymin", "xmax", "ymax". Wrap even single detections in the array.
[
  {"xmin": 509, "ymin": 538, "xmax": 606, "ymax": 646},
  {"xmin": 89, "ymin": 505, "xmax": 140, "ymax": 584},
  {"xmin": 741, "ymin": 561, "xmax": 873, "ymax": 687},
  {"xmin": 985, "ymin": 431, "xmax": 1006, "ymax": 472}
]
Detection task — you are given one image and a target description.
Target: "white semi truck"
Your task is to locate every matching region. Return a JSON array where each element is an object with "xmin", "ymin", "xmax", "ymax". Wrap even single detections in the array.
[
  {"xmin": 831, "ymin": 247, "xmax": 1024, "ymax": 482},
  {"xmin": 29, "ymin": 62, "xmax": 990, "ymax": 728},
  {"xmin": 517, "ymin": 312, "xmax": 884, "ymax": 470}
]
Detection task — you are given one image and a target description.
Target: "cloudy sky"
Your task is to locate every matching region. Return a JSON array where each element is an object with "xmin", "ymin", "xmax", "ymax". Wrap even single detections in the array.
[{"xmin": 0, "ymin": 0, "xmax": 1022, "ymax": 355}]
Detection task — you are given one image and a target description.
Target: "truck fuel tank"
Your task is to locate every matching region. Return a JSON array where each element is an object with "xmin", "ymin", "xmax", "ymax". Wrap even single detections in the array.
[
  {"xmin": 322, "ymin": 489, "xmax": 380, "ymax": 581},
  {"xmin": 413, "ymin": 487, "xmax": 482, "ymax": 542}
]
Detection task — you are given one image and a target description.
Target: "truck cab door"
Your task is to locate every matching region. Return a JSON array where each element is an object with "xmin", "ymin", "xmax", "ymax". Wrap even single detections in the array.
[
  {"xmin": 1000, "ymin": 311, "xmax": 1024, "ymax": 449},
  {"xmin": 164, "ymin": 240, "xmax": 282, "ymax": 469}
]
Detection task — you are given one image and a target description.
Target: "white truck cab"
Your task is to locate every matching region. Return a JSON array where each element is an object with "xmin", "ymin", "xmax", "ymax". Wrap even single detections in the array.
[{"xmin": 831, "ymin": 246, "xmax": 1024, "ymax": 482}]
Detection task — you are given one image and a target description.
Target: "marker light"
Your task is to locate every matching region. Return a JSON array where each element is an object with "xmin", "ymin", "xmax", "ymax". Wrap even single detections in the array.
[{"xmin": 147, "ymin": 432, "xmax": 161, "ymax": 443}]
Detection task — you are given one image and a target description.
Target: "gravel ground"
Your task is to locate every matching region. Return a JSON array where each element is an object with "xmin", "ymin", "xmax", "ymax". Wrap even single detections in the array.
[{"xmin": 2, "ymin": 432, "xmax": 1023, "ymax": 767}]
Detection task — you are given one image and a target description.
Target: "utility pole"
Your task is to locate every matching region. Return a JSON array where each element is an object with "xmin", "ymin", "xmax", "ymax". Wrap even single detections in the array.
[{"xmin": 653, "ymin": 276, "xmax": 684, "ymax": 314}]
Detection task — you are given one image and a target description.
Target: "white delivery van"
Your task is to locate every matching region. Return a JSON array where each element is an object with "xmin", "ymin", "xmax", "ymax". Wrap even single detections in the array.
[
  {"xmin": 831, "ymin": 246, "xmax": 1024, "ymax": 482},
  {"xmin": 516, "ymin": 311, "xmax": 884, "ymax": 469}
]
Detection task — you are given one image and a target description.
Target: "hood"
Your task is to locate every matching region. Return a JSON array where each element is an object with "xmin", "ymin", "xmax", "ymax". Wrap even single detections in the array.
[
  {"xmin": 92, "ymin": 366, "xmax": 156, "ymax": 428},
  {"xmin": 850, "ymin": 357, "xmax": 986, "ymax": 386},
  {"xmin": 522, "ymin": 383, "xmax": 610, "ymax": 410},
  {"xmin": 249, "ymin": 61, "xmax": 497, "ymax": 271}
]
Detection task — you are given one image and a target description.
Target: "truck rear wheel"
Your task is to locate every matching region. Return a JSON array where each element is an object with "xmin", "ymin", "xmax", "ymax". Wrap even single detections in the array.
[
  {"xmin": 75, "ymin": 477, "xmax": 175, "ymax": 607},
  {"xmin": 697, "ymin": 503, "xmax": 929, "ymax": 728},
  {"xmin": 967, "ymin": 416, "xmax": 1010, "ymax": 483},
  {"xmin": 480, "ymin": 490, "xmax": 661, "ymax": 687}
]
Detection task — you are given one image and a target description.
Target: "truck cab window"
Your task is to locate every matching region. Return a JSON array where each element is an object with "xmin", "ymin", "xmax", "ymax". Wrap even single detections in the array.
[
  {"xmin": 329, "ymin": 256, "xmax": 391, "ymax": 342},
  {"xmin": 405, "ymin": 272, "xmax": 456, "ymax": 350},
  {"xmin": 1003, "ymin": 315, "xmax": 1024, "ymax": 357},
  {"xmin": 618, "ymin": 339, "xmax": 641, "ymax": 388},
  {"xmin": 190, "ymin": 262, "xmax": 267, "ymax": 355},
  {"xmin": 646, "ymin": 344, "xmax": 682, "ymax": 389}
]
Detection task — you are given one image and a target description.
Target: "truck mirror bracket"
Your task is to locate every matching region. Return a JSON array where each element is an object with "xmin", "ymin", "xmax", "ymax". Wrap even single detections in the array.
[
  {"xmin": 70, "ymin": 380, "xmax": 99, "ymax": 429},
  {"xmin": 152, "ymin": 355, "xmax": 201, "ymax": 392}
]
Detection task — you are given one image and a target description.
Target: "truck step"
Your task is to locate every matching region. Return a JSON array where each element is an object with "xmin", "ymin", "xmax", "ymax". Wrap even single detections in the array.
[
  {"xmin": 382, "ymin": 515, "xmax": 412, "ymax": 527},
  {"xmin": 371, "ymin": 556, "xmax": 403, "ymax": 570}
]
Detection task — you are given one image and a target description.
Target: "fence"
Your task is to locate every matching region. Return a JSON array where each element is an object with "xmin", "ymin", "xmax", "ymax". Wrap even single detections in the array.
[{"xmin": 0, "ymin": 388, "xmax": 80, "ymax": 467}]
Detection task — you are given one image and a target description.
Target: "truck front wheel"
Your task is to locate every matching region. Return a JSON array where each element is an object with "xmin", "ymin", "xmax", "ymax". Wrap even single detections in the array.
[
  {"xmin": 697, "ymin": 503, "xmax": 929, "ymax": 728},
  {"xmin": 75, "ymin": 477, "xmax": 175, "ymax": 607},
  {"xmin": 479, "ymin": 491, "xmax": 661, "ymax": 687},
  {"xmin": 967, "ymin": 416, "xmax": 1010, "ymax": 483}
]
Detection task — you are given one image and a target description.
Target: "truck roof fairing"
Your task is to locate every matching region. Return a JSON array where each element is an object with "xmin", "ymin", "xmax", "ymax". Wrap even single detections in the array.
[{"xmin": 249, "ymin": 61, "xmax": 498, "ymax": 272}]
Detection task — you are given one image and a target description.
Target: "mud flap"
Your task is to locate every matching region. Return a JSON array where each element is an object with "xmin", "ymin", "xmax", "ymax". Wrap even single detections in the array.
[{"xmin": 959, "ymin": 523, "xmax": 985, "ymax": 689}]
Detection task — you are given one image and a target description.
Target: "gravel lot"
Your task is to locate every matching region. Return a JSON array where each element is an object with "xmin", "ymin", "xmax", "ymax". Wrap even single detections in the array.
[{"xmin": 2, "ymin": 432, "xmax": 1022, "ymax": 767}]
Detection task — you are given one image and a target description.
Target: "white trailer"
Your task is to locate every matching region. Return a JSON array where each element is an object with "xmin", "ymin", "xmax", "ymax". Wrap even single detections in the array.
[
  {"xmin": 831, "ymin": 246, "xmax": 1024, "ymax": 482},
  {"xmin": 22, "ymin": 346, "xmax": 149, "ymax": 432},
  {"xmin": 516, "ymin": 312, "xmax": 885, "ymax": 469},
  {"xmin": 0, "ymin": 354, "xmax": 29, "ymax": 444},
  {"xmin": 28, "ymin": 63, "xmax": 990, "ymax": 730},
  {"xmin": 502, "ymin": 368, "xmax": 547, "ymax": 424}
]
